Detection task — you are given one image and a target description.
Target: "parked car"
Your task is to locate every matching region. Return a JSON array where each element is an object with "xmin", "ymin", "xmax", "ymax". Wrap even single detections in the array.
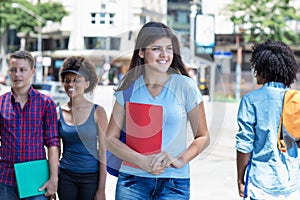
[
  {"xmin": 0, "ymin": 74, "xmax": 9, "ymax": 85},
  {"xmin": 32, "ymin": 81, "xmax": 68, "ymax": 106}
]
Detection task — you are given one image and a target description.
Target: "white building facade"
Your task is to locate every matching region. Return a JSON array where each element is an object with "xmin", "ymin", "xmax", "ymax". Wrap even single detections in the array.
[{"xmin": 32, "ymin": 0, "xmax": 167, "ymax": 82}]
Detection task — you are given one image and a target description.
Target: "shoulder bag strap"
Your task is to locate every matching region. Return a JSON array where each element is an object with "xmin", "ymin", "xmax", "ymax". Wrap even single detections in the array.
[{"xmin": 123, "ymin": 81, "xmax": 134, "ymax": 102}]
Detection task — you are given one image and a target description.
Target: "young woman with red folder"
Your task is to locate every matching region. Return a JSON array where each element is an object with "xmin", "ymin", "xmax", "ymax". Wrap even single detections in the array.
[{"xmin": 105, "ymin": 21, "xmax": 210, "ymax": 200}]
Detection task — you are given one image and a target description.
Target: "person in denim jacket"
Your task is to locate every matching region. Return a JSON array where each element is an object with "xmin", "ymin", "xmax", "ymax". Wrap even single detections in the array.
[{"xmin": 236, "ymin": 40, "xmax": 300, "ymax": 200}]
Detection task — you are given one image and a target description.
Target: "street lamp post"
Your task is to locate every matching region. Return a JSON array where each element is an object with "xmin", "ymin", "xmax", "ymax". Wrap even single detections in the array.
[
  {"xmin": 12, "ymin": 3, "xmax": 46, "ymax": 82},
  {"xmin": 189, "ymin": 0, "xmax": 198, "ymax": 67}
]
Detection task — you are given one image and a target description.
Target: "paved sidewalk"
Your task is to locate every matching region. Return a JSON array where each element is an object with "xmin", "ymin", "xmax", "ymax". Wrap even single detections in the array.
[{"xmin": 188, "ymin": 101, "xmax": 240, "ymax": 200}]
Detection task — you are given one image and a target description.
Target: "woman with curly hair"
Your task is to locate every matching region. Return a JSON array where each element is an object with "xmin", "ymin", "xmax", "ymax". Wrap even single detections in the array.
[
  {"xmin": 236, "ymin": 40, "xmax": 300, "ymax": 200},
  {"xmin": 57, "ymin": 56, "xmax": 108, "ymax": 200}
]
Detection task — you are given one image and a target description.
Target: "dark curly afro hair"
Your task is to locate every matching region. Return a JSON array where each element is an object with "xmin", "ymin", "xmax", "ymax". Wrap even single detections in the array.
[{"xmin": 250, "ymin": 39, "xmax": 299, "ymax": 87}]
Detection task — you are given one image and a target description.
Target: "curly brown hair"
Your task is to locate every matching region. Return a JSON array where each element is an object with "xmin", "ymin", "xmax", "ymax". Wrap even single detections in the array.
[
  {"xmin": 59, "ymin": 56, "xmax": 98, "ymax": 93},
  {"xmin": 250, "ymin": 39, "xmax": 299, "ymax": 87}
]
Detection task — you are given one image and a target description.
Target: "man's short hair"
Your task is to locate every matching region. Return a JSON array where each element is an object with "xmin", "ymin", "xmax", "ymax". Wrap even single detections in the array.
[{"xmin": 10, "ymin": 50, "xmax": 35, "ymax": 69}]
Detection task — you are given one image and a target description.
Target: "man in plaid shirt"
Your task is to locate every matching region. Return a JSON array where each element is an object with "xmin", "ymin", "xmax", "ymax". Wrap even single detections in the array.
[{"xmin": 0, "ymin": 50, "xmax": 60, "ymax": 200}]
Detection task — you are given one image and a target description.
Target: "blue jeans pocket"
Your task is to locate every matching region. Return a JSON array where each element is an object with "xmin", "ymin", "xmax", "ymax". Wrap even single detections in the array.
[
  {"xmin": 163, "ymin": 178, "xmax": 190, "ymax": 199},
  {"xmin": 168, "ymin": 178, "xmax": 190, "ymax": 189}
]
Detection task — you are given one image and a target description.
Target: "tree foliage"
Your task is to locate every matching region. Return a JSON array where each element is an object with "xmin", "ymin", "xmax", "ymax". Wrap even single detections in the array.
[
  {"xmin": 225, "ymin": 0, "xmax": 300, "ymax": 45},
  {"xmin": 37, "ymin": 2, "xmax": 68, "ymax": 23},
  {"xmin": 0, "ymin": 0, "xmax": 68, "ymax": 35}
]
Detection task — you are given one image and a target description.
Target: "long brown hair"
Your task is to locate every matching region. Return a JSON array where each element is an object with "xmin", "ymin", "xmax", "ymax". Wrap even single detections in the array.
[{"xmin": 116, "ymin": 21, "xmax": 189, "ymax": 91}]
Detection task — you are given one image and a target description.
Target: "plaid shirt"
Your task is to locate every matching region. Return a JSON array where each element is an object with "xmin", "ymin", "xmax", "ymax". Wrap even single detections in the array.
[{"xmin": 0, "ymin": 87, "xmax": 59, "ymax": 186}]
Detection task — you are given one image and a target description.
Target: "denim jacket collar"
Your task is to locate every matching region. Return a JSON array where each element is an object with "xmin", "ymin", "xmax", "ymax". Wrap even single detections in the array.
[{"xmin": 263, "ymin": 82, "xmax": 286, "ymax": 89}]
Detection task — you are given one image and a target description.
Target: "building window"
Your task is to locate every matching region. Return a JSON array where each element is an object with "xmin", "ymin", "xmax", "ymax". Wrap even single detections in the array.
[
  {"xmin": 109, "ymin": 13, "xmax": 115, "ymax": 24},
  {"xmin": 84, "ymin": 37, "xmax": 120, "ymax": 50},
  {"xmin": 96, "ymin": 37, "xmax": 107, "ymax": 49},
  {"xmin": 91, "ymin": 13, "xmax": 96, "ymax": 24},
  {"xmin": 100, "ymin": 13, "xmax": 106, "ymax": 24},
  {"xmin": 110, "ymin": 37, "xmax": 120, "ymax": 50},
  {"xmin": 55, "ymin": 39, "xmax": 61, "ymax": 49},
  {"xmin": 64, "ymin": 38, "xmax": 69, "ymax": 49},
  {"xmin": 169, "ymin": 0, "xmax": 189, "ymax": 2},
  {"xmin": 177, "ymin": 11, "xmax": 189, "ymax": 23},
  {"xmin": 90, "ymin": 12, "xmax": 115, "ymax": 25},
  {"xmin": 85, "ymin": 37, "xmax": 95, "ymax": 49},
  {"xmin": 84, "ymin": 37, "xmax": 106, "ymax": 50}
]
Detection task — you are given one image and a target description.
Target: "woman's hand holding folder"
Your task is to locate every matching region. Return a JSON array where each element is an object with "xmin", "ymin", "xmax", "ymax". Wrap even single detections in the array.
[
  {"xmin": 151, "ymin": 151, "xmax": 185, "ymax": 170},
  {"xmin": 138, "ymin": 151, "xmax": 185, "ymax": 175},
  {"xmin": 133, "ymin": 153, "xmax": 166, "ymax": 175}
]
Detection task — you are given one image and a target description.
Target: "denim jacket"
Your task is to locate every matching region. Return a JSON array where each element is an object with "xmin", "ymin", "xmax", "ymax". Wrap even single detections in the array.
[{"xmin": 236, "ymin": 82, "xmax": 300, "ymax": 198}]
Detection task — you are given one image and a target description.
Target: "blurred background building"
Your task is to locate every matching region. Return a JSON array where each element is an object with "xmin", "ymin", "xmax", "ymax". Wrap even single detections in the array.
[{"xmin": 2, "ymin": 0, "xmax": 300, "ymax": 99}]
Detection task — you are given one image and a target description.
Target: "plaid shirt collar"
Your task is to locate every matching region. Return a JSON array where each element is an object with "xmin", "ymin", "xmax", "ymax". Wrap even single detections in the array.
[{"xmin": 10, "ymin": 86, "xmax": 34, "ymax": 103}]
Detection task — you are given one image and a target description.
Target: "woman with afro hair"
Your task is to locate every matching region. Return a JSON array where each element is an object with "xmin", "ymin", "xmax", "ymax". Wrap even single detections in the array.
[{"xmin": 236, "ymin": 40, "xmax": 300, "ymax": 200}]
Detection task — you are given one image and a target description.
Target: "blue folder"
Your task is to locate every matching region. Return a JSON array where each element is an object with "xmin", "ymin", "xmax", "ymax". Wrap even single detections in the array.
[{"xmin": 14, "ymin": 159, "xmax": 49, "ymax": 198}]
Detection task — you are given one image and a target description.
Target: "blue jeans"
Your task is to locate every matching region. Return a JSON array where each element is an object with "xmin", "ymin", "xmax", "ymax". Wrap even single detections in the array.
[
  {"xmin": 116, "ymin": 172, "xmax": 190, "ymax": 200},
  {"xmin": 0, "ymin": 183, "xmax": 48, "ymax": 200}
]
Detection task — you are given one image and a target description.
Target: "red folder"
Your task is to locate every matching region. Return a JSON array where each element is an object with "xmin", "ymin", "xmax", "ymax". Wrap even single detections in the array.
[{"xmin": 124, "ymin": 102, "xmax": 163, "ymax": 167}]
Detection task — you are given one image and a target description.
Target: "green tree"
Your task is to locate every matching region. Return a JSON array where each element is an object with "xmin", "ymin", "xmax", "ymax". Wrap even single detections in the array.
[
  {"xmin": 37, "ymin": 2, "xmax": 68, "ymax": 25},
  {"xmin": 226, "ymin": 0, "xmax": 300, "ymax": 45},
  {"xmin": 0, "ymin": 0, "xmax": 68, "ymax": 51},
  {"xmin": 0, "ymin": 0, "xmax": 68, "ymax": 73},
  {"xmin": 5, "ymin": 0, "xmax": 68, "ymax": 38}
]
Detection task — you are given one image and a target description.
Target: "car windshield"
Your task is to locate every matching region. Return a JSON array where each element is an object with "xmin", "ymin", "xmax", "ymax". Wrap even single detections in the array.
[
  {"xmin": 32, "ymin": 84, "xmax": 52, "ymax": 91},
  {"xmin": 31, "ymin": 82, "xmax": 68, "ymax": 106}
]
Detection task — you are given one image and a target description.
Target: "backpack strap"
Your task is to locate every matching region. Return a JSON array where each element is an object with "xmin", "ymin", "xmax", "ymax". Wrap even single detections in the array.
[
  {"xmin": 106, "ymin": 81, "xmax": 135, "ymax": 177},
  {"xmin": 278, "ymin": 90, "xmax": 287, "ymax": 152},
  {"xmin": 277, "ymin": 116, "xmax": 286, "ymax": 152},
  {"xmin": 119, "ymin": 81, "xmax": 135, "ymax": 143},
  {"xmin": 123, "ymin": 81, "xmax": 134, "ymax": 102}
]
